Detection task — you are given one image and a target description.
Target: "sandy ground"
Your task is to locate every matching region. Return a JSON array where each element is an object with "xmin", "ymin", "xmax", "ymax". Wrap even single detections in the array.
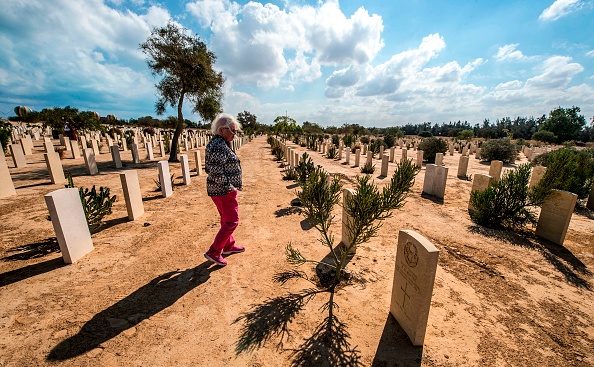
[{"xmin": 0, "ymin": 135, "xmax": 593, "ymax": 367}]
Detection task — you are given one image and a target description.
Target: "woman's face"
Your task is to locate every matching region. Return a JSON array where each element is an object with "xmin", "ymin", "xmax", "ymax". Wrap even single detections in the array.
[{"xmin": 220, "ymin": 125, "xmax": 237, "ymax": 142}]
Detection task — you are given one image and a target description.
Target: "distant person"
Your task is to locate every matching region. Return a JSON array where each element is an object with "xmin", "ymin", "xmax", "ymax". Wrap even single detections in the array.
[
  {"xmin": 203, "ymin": 113, "xmax": 243, "ymax": 266},
  {"xmin": 63, "ymin": 118, "xmax": 77, "ymax": 141}
]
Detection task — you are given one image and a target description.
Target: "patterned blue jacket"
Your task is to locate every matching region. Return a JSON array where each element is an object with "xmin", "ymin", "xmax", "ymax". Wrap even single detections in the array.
[{"xmin": 205, "ymin": 135, "xmax": 242, "ymax": 196}]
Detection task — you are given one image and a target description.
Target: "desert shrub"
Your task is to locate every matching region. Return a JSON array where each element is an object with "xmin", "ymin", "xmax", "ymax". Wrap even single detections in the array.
[
  {"xmin": 418, "ymin": 131, "xmax": 433, "ymax": 137},
  {"xmin": 479, "ymin": 138, "xmax": 518, "ymax": 163},
  {"xmin": 469, "ymin": 164, "xmax": 542, "ymax": 230},
  {"xmin": 295, "ymin": 152, "xmax": 316, "ymax": 186},
  {"xmin": 269, "ymin": 139, "xmax": 284, "ymax": 160},
  {"xmin": 532, "ymin": 130, "xmax": 557, "ymax": 144},
  {"xmin": 360, "ymin": 136, "xmax": 370, "ymax": 144},
  {"xmin": 515, "ymin": 138, "xmax": 529, "ymax": 148},
  {"xmin": 163, "ymin": 134, "xmax": 171, "ymax": 153},
  {"xmin": 532, "ymin": 148, "xmax": 594, "ymax": 200},
  {"xmin": 418, "ymin": 137, "xmax": 447, "ymax": 163},
  {"xmin": 143, "ymin": 127, "xmax": 155, "ymax": 136},
  {"xmin": 281, "ymin": 167, "xmax": 297, "ymax": 181},
  {"xmin": 351, "ymin": 142, "xmax": 361, "ymax": 153},
  {"xmin": 342, "ymin": 134, "xmax": 354, "ymax": 148},
  {"xmin": 371, "ymin": 138, "xmax": 387, "ymax": 154},
  {"xmin": 1, "ymin": 122, "xmax": 12, "ymax": 153},
  {"xmin": 384, "ymin": 134, "xmax": 395, "ymax": 148},
  {"xmin": 326, "ymin": 145, "xmax": 338, "ymax": 159},
  {"xmin": 458, "ymin": 129, "xmax": 474, "ymax": 141},
  {"xmin": 79, "ymin": 186, "xmax": 117, "ymax": 230},
  {"xmin": 306, "ymin": 135, "xmax": 317, "ymax": 150},
  {"xmin": 360, "ymin": 161, "xmax": 375, "ymax": 174},
  {"xmin": 266, "ymin": 135, "xmax": 275, "ymax": 146}
]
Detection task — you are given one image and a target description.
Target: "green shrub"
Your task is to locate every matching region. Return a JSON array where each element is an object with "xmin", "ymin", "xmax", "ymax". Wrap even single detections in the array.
[
  {"xmin": 342, "ymin": 134, "xmax": 354, "ymax": 148},
  {"xmin": 360, "ymin": 161, "xmax": 375, "ymax": 174},
  {"xmin": 371, "ymin": 138, "xmax": 387, "ymax": 154},
  {"xmin": 458, "ymin": 129, "xmax": 474, "ymax": 141},
  {"xmin": 532, "ymin": 148, "xmax": 594, "ymax": 200},
  {"xmin": 469, "ymin": 163, "xmax": 540, "ymax": 230},
  {"xmin": 326, "ymin": 145, "xmax": 338, "ymax": 159},
  {"xmin": 384, "ymin": 134, "xmax": 395, "ymax": 148},
  {"xmin": 295, "ymin": 152, "xmax": 316, "ymax": 186},
  {"xmin": 532, "ymin": 130, "xmax": 557, "ymax": 144},
  {"xmin": 281, "ymin": 167, "xmax": 297, "ymax": 181},
  {"xmin": 418, "ymin": 131, "xmax": 432, "ymax": 137},
  {"xmin": 331, "ymin": 134, "xmax": 340, "ymax": 146},
  {"xmin": 79, "ymin": 186, "xmax": 117, "ymax": 231},
  {"xmin": 479, "ymin": 138, "xmax": 518, "ymax": 163},
  {"xmin": 360, "ymin": 136, "xmax": 370, "ymax": 144},
  {"xmin": 1, "ymin": 122, "xmax": 12, "ymax": 153},
  {"xmin": 418, "ymin": 137, "xmax": 447, "ymax": 163}
]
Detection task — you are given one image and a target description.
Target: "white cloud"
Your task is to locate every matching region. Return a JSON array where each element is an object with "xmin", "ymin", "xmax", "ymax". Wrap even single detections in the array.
[
  {"xmin": 525, "ymin": 55, "xmax": 583, "ymax": 89},
  {"xmin": 539, "ymin": 0, "xmax": 584, "ymax": 21},
  {"xmin": 186, "ymin": 0, "xmax": 383, "ymax": 88},
  {"xmin": 495, "ymin": 44, "xmax": 528, "ymax": 61},
  {"xmin": 586, "ymin": 50, "xmax": 594, "ymax": 57}
]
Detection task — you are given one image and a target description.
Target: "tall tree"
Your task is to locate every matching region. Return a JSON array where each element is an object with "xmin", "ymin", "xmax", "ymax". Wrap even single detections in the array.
[
  {"xmin": 140, "ymin": 22, "xmax": 225, "ymax": 161},
  {"xmin": 237, "ymin": 110, "xmax": 258, "ymax": 133},
  {"xmin": 540, "ymin": 106, "xmax": 586, "ymax": 144}
]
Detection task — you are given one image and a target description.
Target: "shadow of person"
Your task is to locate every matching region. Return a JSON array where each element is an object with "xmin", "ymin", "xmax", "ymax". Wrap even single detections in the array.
[
  {"xmin": 371, "ymin": 313, "xmax": 422, "ymax": 367},
  {"xmin": 47, "ymin": 261, "xmax": 221, "ymax": 361}
]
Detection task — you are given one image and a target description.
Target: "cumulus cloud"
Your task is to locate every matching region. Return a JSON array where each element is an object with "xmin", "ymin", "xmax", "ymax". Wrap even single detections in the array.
[
  {"xmin": 186, "ymin": 0, "xmax": 383, "ymax": 88},
  {"xmin": 495, "ymin": 44, "xmax": 528, "ymax": 61},
  {"xmin": 587, "ymin": 50, "xmax": 594, "ymax": 57},
  {"xmin": 539, "ymin": 0, "xmax": 584, "ymax": 21}
]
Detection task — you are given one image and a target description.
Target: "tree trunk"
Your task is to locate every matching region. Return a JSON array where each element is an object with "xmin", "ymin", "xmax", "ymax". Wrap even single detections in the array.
[{"xmin": 169, "ymin": 91, "xmax": 185, "ymax": 162}]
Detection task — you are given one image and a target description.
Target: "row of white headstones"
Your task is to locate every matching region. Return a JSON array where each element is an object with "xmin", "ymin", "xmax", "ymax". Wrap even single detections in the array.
[{"xmin": 276, "ymin": 137, "xmax": 593, "ymax": 346}]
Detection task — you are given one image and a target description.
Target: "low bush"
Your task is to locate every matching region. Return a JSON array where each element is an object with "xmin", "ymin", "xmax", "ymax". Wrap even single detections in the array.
[
  {"xmin": 360, "ymin": 161, "xmax": 375, "ymax": 174},
  {"xmin": 79, "ymin": 186, "xmax": 117, "ymax": 231},
  {"xmin": 326, "ymin": 145, "xmax": 338, "ymax": 159},
  {"xmin": 532, "ymin": 130, "xmax": 557, "ymax": 144},
  {"xmin": 479, "ymin": 138, "xmax": 518, "ymax": 163},
  {"xmin": 532, "ymin": 148, "xmax": 594, "ymax": 200},
  {"xmin": 418, "ymin": 137, "xmax": 447, "ymax": 163},
  {"xmin": 295, "ymin": 152, "xmax": 316, "ymax": 186},
  {"xmin": 418, "ymin": 131, "xmax": 433, "ymax": 137}
]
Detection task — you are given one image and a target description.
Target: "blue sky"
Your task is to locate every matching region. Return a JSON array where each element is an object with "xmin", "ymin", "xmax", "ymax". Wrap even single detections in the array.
[{"xmin": 1, "ymin": 0, "xmax": 593, "ymax": 128}]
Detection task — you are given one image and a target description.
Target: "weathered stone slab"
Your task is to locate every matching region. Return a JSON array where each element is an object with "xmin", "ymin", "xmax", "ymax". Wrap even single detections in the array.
[
  {"xmin": 83, "ymin": 148, "xmax": 99, "ymax": 175},
  {"xmin": 389, "ymin": 147, "xmax": 395, "ymax": 162},
  {"xmin": 91, "ymin": 139, "xmax": 100, "ymax": 155},
  {"xmin": 44, "ymin": 152, "xmax": 66, "ymax": 185},
  {"xmin": 587, "ymin": 183, "xmax": 594, "ymax": 210},
  {"xmin": 0, "ymin": 145, "xmax": 17, "ymax": 197},
  {"xmin": 194, "ymin": 150, "xmax": 203, "ymax": 175},
  {"xmin": 9, "ymin": 144, "xmax": 27, "ymax": 168},
  {"xmin": 401, "ymin": 149, "xmax": 408, "ymax": 163},
  {"xmin": 380, "ymin": 154, "xmax": 389, "ymax": 177},
  {"xmin": 416, "ymin": 150, "xmax": 423, "ymax": 167},
  {"xmin": 180, "ymin": 154, "xmax": 191, "ymax": 185},
  {"xmin": 390, "ymin": 230, "xmax": 439, "ymax": 346},
  {"xmin": 44, "ymin": 188, "xmax": 94, "ymax": 264},
  {"xmin": 158, "ymin": 160, "xmax": 173, "ymax": 197},
  {"xmin": 457, "ymin": 156, "xmax": 469, "ymax": 178},
  {"xmin": 468, "ymin": 173, "xmax": 493, "ymax": 210},
  {"xmin": 488, "ymin": 160, "xmax": 503, "ymax": 181},
  {"xmin": 535, "ymin": 190, "xmax": 577, "ymax": 245},
  {"xmin": 131, "ymin": 143, "xmax": 140, "ymax": 164},
  {"xmin": 422, "ymin": 164, "xmax": 448, "ymax": 199},
  {"xmin": 110, "ymin": 145, "xmax": 122, "ymax": 169},
  {"xmin": 340, "ymin": 188, "xmax": 356, "ymax": 251},
  {"xmin": 354, "ymin": 149, "xmax": 361, "ymax": 167},
  {"xmin": 69, "ymin": 139, "xmax": 80, "ymax": 159},
  {"xmin": 529, "ymin": 166, "xmax": 546, "ymax": 188},
  {"xmin": 20, "ymin": 138, "xmax": 33, "ymax": 155},
  {"xmin": 345, "ymin": 148, "xmax": 350, "ymax": 164},
  {"xmin": 146, "ymin": 143, "xmax": 154, "ymax": 160},
  {"xmin": 435, "ymin": 153, "xmax": 443, "ymax": 166},
  {"xmin": 120, "ymin": 170, "xmax": 144, "ymax": 220}
]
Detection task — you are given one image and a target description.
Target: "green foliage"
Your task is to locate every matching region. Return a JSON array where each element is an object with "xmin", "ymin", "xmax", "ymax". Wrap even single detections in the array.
[
  {"xmin": 360, "ymin": 161, "xmax": 375, "ymax": 174},
  {"xmin": 384, "ymin": 134, "xmax": 395, "ymax": 148},
  {"xmin": 540, "ymin": 106, "xmax": 586, "ymax": 144},
  {"xmin": 295, "ymin": 152, "xmax": 316, "ymax": 186},
  {"xmin": 418, "ymin": 137, "xmax": 447, "ymax": 163},
  {"xmin": 269, "ymin": 138, "xmax": 284, "ymax": 161},
  {"xmin": 237, "ymin": 111, "xmax": 258, "ymax": 134},
  {"xmin": 282, "ymin": 167, "xmax": 297, "ymax": 181},
  {"xmin": 469, "ymin": 164, "xmax": 541, "ymax": 230},
  {"xmin": 140, "ymin": 21, "xmax": 224, "ymax": 161},
  {"xmin": 331, "ymin": 134, "xmax": 340, "ymax": 146},
  {"xmin": 273, "ymin": 115, "xmax": 298, "ymax": 135},
  {"xmin": 531, "ymin": 130, "xmax": 557, "ymax": 143},
  {"xmin": 0, "ymin": 122, "xmax": 11, "ymax": 153},
  {"xmin": 458, "ymin": 129, "xmax": 474, "ymax": 141},
  {"xmin": 479, "ymin": 138, "xmax": 518, "ymax": 163},
  {"xmin": 326, "ymin": 145, "xmax": 338, "ymax": 159},
  {"xmin": 359, "ymin": 136, "xmax": 370, "ymax": 144},
  {"xmin": 78, "ymin": 186, "xmax": 117, "ymax": 230},
  {"xmin": 370, "ymin": 138, "xmax": 386, "ymax": 154},
  {"xmin": 532, "ymin": 148, "xmax": 594, "ymax": 200},
  {"xmin": 418, "ymin": 130, "xmax": 433, "ymax": 137},
  {"xmin": 342, "ymin": 134, "xmax": 354, "ymax": 148}
]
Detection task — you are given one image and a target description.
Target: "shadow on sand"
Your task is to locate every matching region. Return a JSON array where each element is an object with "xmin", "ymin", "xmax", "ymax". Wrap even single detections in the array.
[{"xmin": 47, "ymin": 262, "xmax": 222, "ymax": 361}]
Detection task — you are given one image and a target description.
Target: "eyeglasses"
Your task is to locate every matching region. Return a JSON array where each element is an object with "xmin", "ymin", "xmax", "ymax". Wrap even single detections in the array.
[{"xmin": 222, "ymin": 127, "xmax": 237, "ymax": 134}]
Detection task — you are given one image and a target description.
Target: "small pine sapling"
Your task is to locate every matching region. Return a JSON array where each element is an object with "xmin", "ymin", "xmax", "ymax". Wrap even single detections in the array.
[
  {"xmin": 360, "ymin": 161, "xmax": 375, "ymax": 174},
  {"xmin": 326, "ymin": 145, "xmax": 338, "ymax": 159},
  {"xmin": 78, "ymin": 186, "xmax": 117, "ymax": 230}
]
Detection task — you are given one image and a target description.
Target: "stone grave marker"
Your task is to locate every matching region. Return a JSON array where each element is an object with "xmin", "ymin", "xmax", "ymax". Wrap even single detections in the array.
[
  {"xmin": 110, "ymin": 145, "xmax": 122, "ymax": 169},
  {"xmin": 19, "ymin": 138, "xmax": 33, "ymax": 155},
  {"xmin": 158, "ymin": 160, "xmax": 173, "ymax": 197},
  {"xmin": 45, "ymin": 188, "xmax": 94, "ymax": 264},
  {"xmin": 180, "ymin": 154, "xmax": 191, "ymax": 185},
  {"xmin": 401, "ymin": 148, "xmax": 408, "ymax": 163},
  {"xmin": 146, "ymin": 142, "xmax": 154, "ymax": 160},
  {"xmin": 63, "ymin": 136, "xmax": 71, "ymax": 151},
  {"xmin": 120, "ymin": 170, "xmax": 144, "ymax": 220},
  {"xmin": 380, "ymin": 154, "xmax": 389, "ymax": 177},
  {"xmin": 0, "ymin": 145, "xmax": 17, "ymax": 198},
  {"xmin": 468, "ymin": 173, "xmax": 493, "ymax": 211},
  {"xmin": 354, "ymin": 148, "xmax": 361, "ymax": 167},
  {"xmin": 389, "ymin": 147, "xmax": 395, "ymax": 162},
  {"xmin": 390, "ymin": 230, "xmax": 439, "ymax": 346},
  {"xmin": 44, "ymin": 140, "xmax": 55, "ymax": 153},
  {"xmin": 366, "ymin": 151, "xmax": 373, "ymax": 166},
  {"xmin": 194, "ymin": 150, "xmax": 203, "ymax": 175},
  {"xmin": 91, "ymin": 139, "xmax": 100, "ymax": 155},
  {"xmin": 69, "ymin": 139, "xmax": 81, "ymax": 159},
  {"xmin": 435, "ymin": 153, "xmax": 443, "ymax": 166},
  {"xmin": 131, "ymin": 143, "xmax": 140, "ymax": 164},
  {"xmin": 535, "ymin": 190, "xmax": 577, "ymax": 245},
  {"xmin": 529, "ymin": 166, "xmax": 546, "ymax": 188},
  {"xmin": 44, "ymin": 152, "xmax": 67, "ymax": 185},
  {"xmin": 340, "ymin": 188, "xmax": 356, "ymax": 252},
  {"xmin": 83, "ymin": 148, "xmax": 99, "ymax": 175},
  {"xmin": 159, "ymin": 141, "xmax": 165, "ymax": 157},
  {"xmin": 587, "ymin": 183, "xmax": 594, "ymax": 210},
  {"xmin": 457, "ymin": 156, "xmax": 469, "ymax": 178},
  {"xmin": 422, "ymin": 164, "xmax": 448, "ymax": 199},
  {"xmin": 9, "ymin": 144, "xmax": 27, "ymax": 168},
  {"xmin": 416, "ymin": 150, "xmax": 423, "ymax": 167},
  {"xmin": 488, "ymin": 160, "xmax": 503, "ymax": 181},
  {"xmin": 475, "ymin": 148, "xmax": 481, "ymax": 159},
  {"xmin": 345, "ymin": 148, "xmax": 351, "ymax": 165}
]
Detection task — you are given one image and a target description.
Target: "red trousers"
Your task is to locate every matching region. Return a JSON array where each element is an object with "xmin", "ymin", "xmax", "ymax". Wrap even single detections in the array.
[{"xmin": 209, "ymin": 190, "xmax": 239, "ymax": 255}]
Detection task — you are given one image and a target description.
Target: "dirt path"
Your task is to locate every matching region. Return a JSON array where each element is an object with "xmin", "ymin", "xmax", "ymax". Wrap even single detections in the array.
[{"xmin": 0, "ymin": 136, "xmax": 593, "ymax": 366}]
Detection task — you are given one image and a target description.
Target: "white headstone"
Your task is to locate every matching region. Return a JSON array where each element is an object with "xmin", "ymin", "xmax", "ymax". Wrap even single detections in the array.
[
  {"xmin": 131, "ymin": 143, "xmax": 140, "ymax": 164},
  {"xmin": 457, "ymin": 156, "xmax": 469, "ymax": 178},
  {"xmin": 83, "ymin": 148, "xmax": 99, "ymax": 175},
  {"xmin": 488, "ymin": 160, "xmax": 503, "ymax": 181},
  {"xmin": 422, "ymin": 164, "xmax": 448, "ymax": 199},
  {"xmin": 535, "ymin": 190, "xmax": 577, "ymax": 245},
  {"xmin": 44, "ymin": 188, "xmax": 94, "ymax": 264},
  {"xmin": 158, "ymin": 160, "xmax": 173, "ymax": 197},
  {"xmin": 194, "ymin": 150, "xmax": 203, "ymax": 175},
  {"xmin": 180, "ymin": 154, "xmax": 191, "ymax": 185},
  {"xmin": 390, "ymin": 230, "xmax": 439, "ymax": 346},
  {"xmin": 529, "ymin": 166, "xmax": 547, "ymax": 188},
  {"xmin": 0, "ymin": 145, "xmax": 17, "ymax": 197},
  {"xmin": 44, "ymin": 152, "xmax": 67, "ymax": 184},
  {"xmin": 120, "ymin": 170, "xmax": 144, "ymax": 220},
  {"xmin": 110, "ymin": 145, "xmax": 122, "ymax": 169},
  {"xmin": 380, "ymin": 154, "xmax": 389, "ymax": 177},
  {"xmin": 9, "ymin": 144, "xmax": 27, "ymax": 168},
  {"xmin": 354, "ymin": 149, "xmax": 361, "ymax": 167}
]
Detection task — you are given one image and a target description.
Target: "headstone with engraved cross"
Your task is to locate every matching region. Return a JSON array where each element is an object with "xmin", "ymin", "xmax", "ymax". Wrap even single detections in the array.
[{"xmin": 390, "ymin": 230, "xmax": 440, "ymax": 346}]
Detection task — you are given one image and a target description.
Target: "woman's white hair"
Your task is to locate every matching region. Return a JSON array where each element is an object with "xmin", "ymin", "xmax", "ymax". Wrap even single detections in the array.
[{"xmin": 211, "ymin": 113, "xmax": 242, "ymax": 135}]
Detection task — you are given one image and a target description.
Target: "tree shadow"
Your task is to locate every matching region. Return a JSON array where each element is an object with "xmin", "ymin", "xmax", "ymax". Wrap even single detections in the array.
[
  {"xmin": 47, "ymin": 262, "xmax": 221, "ymax": 361},
  {"xmin": 234, "ymin": 286, "xmax": 363, "ymax": 367},
  {"xmin": 275, "ymin": 207, "xmax": 302, "ymax": 217},
  {"xmin": 1, "ymin": 237, "xmax": 60, "ymax": 261},
  {"xmin": 0, "ymin": 257, "xmax": 65, "ymax": 288},
  {"xmin": 468, "ymin": 225, "xmax": 591, "ymax": 289},
  {"xmin": 371, "ymin": 313, "xmax": 422, "ymax": 367}
]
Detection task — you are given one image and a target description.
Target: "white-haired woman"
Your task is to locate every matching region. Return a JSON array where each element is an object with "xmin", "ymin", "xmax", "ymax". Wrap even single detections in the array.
[{"xmin": 204, "ymin": 113, "xmax": 244, "ymax": 266}]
